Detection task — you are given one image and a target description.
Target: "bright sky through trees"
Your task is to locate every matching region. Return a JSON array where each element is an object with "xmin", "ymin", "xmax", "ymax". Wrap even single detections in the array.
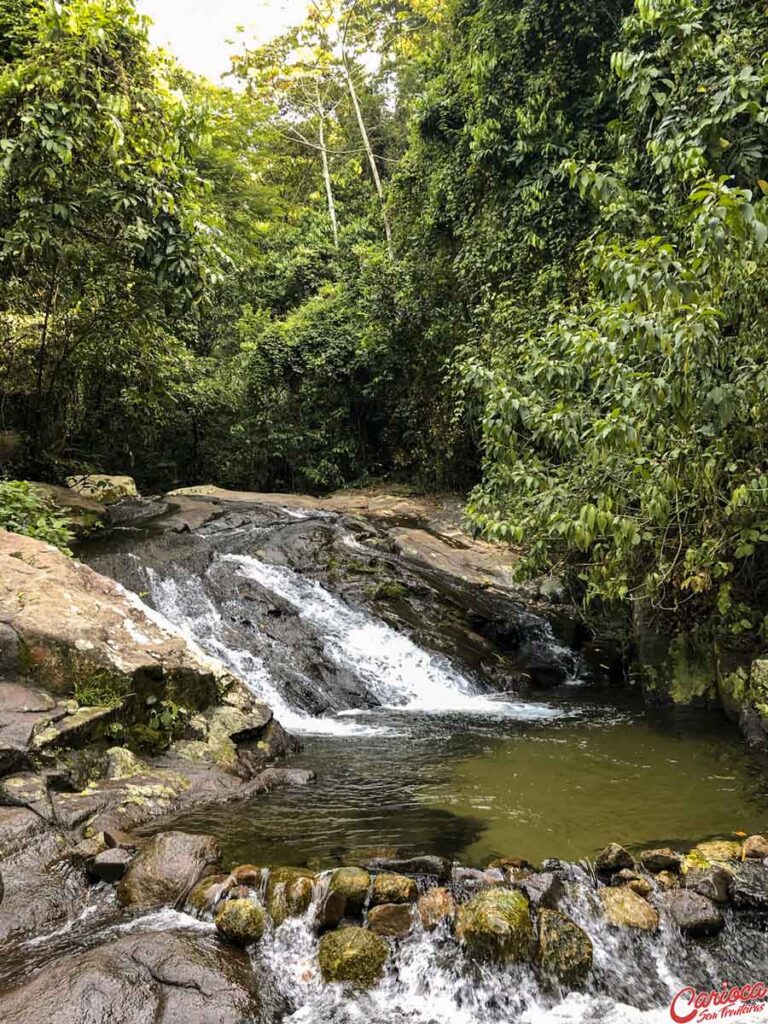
[{"xmin": 136, "ymin": 0, "xmax": 309, "ymax": 80}]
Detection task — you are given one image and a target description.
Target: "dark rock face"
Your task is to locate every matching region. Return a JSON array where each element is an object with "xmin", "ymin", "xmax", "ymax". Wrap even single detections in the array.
[
  {"xmin": 664, "ymin": 890, "xmax": 724, "ymax": 937},
  {"xmin": 363, "ymin": 855, "xmax": 452, "ymax": 882},
  {"xmin": 536, "ymin": 909, "xmax": 593, "ymax": 989},
  {"xmin": 0, "ymin": 929, "xmax": 262, "ymax": 1024},
  {"xmin": 116, "ymin": 831, "xmax": 220, "ymax": 908},
  {"xmin": 367, "ymin": 902, "xmax": 413, "ymax": 937}
]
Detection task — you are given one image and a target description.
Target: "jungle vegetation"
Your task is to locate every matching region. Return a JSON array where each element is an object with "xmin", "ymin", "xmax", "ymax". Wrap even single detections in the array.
[{"xmin": 1, "ymin": 0, "xmax": 767, "ymax": 635}]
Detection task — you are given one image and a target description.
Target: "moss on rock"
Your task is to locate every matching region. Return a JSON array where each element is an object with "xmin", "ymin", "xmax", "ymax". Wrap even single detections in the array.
[
  {"xmin": 370, "ymin": 872, "xmax": 417, "ymax": 906},
  {"xmin": 317, "ymin": 926, "xmax": 389, "ymax": 988},
  {"xmin": 266, "ymin": 867, "xmax": 314, "ymax": 925},
  {"xmin": 215, "ymin": 898, "xmax": 266, "ymax": 945},
  {"xmin": 328, "ymin": 867, "xmax": 371, "ymax": 914},
  {"xmin": 456, "ymin": 888, "xmax": 533, "ymax": 963},
  {"xmin": 536, "ymin": 909, "xmax": 593, "ymax": 989}
]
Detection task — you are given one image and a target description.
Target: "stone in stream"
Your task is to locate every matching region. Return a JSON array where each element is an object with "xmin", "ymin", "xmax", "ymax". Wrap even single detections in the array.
[
  {"xmin": 536, "ymin": 909, "xmax": 593, "ymax": 990},
  {"xmin": 266, "ymin": 867, "xmax": 315, "ymax": 925},
  {"xmin": 367, "ymin": 902, "xmax": 414, "ymax": 937},
  {"xmin": 684, "ymin": 840, "xmax": 741, "ymax": 873},
  {"xmin": 232, "ymin": 863, "xmax": 263, "ymax": 886},
  {"xmin": 456, "ymin": 889, "xmax": 534, "ymax": 963},
  {"xmin": 664, "ymin": 890, "xmax": 724, "ymax": 937},
  {"xmin": 742, "ymin": 834, "xmax": 768, "ymax": 860},
  {"xmin": 519, "ymin": 872, "xmax": 565, "ymax": 909},
  {"xmin": 328, "ymin": 867, "xmax": 371, "ymax": 915},
  {"xmin": 215, "ymin": 898, "xmax": 267, "ymax": 945},
  {"xmin": 316, "ymin": 889, "xmax": 348, "ymax": 931},
  {"xmin": 594, "ymin": 843, "xmax": 634, "ymax": 876},
  {"xmin": 116, "ymin": 831, "xmax": 220, "ymax": 908},
  {"xmin": 685, "ymin": 865, "xmax": 733, "ymax": 904},
  {"xmin": 88, "ymin": 847, "xmax": 133, "ymax": 883},
  {"xmin": 365, "ymin": 855, "xmax": 452, "ymax": 882},
  {"xmin": 370, "ymin": 871, "xmax": 418, "ymax": 906},
  {"xmin": 655, "ymin": 870, "xmax": 679, "ymax": 891},
  {"xmin": 640, "ymin": 848, "xmax": 683, "ymax": 874},
  {"xmin": 187, "ymin": 873, "xmax": 232, "ymax": 914},
  {"xmin": 0, "ymin": 929, "xmax": 262, "ymax": 1024},
  {"xmin": 318, "ymin": 926, "xmax": 389, "ymax": 988},
  {"xmin": 599, "ymin": 887, "xmax": 659, "ymax": 932},
  {"xmin": 418, "ymin": 887, "xmax": 456, "ymax": 930}
]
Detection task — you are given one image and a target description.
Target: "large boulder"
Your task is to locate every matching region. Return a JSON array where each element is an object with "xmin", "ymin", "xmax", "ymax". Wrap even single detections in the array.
[
  {"xmin": 536, "ymin": 909, "xmax": 593, "ymax": 990},
  {"xmin": 318, "ymin": 927, "xmax": 389, "ymax": 988},
  {"xmin": 742, "ymin": 835, "xmax": 768, "ymax": 860},
  {"xmin": 456, "ymin": 889, "xmax": 533, "ymax": 963},
  {"xmin": 0, "ymin": 929, "xmax": 261, "ymax": 1024},
  {"xmin": 600, "ymin": 887, "xmax": 659, "ymax": 932},
  {"xmin": 116, "ymin": 831, "xmax": 220, "ymax": 908}
]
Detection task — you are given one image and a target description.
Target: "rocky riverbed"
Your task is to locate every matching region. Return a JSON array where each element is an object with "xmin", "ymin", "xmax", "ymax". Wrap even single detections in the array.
[{"xmin": 2, "ymin": 478, "xmax": 768, "ymax": 1022}]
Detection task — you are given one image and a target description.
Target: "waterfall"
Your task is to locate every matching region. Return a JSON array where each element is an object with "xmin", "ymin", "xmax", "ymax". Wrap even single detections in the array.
[{"xmin": 145, "ymin": 552, "xmax": 566, "ymax": 734}]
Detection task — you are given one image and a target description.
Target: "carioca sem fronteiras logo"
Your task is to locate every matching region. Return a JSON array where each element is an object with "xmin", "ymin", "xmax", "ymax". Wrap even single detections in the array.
[{"xmin": 670, "ymin": 981, "xmax": 768, "ymax": 1022}]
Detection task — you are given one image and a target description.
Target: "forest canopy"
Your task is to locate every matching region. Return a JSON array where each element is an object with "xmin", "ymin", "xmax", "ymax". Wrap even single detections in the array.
[{"xmin": 1, "ymin": 0, "xmax": 767, "ymax": 635}]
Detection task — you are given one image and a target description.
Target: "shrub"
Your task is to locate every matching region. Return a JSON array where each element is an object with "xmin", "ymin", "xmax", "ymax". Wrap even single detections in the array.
[{"xmin": 0, "ymin": 480, "xmax": 74, "ymax": 553}]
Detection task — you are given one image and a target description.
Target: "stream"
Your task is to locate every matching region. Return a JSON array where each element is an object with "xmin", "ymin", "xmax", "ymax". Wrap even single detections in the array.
[{"xmin": 73, "ymin": 499, "xmax": 768, "ymax": 1023}]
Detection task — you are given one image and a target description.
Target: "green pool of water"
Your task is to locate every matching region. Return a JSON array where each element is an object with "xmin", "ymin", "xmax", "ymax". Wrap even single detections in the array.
[{"xmin": 144, "ymin": 687, "xmax": 768, "ymax": 868}]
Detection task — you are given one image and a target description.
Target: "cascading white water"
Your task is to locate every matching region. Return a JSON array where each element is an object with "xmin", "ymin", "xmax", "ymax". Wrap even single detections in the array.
[
  {"xmin": 223, "ymin": 553, "xmax": 564, "ymax": 719},
  {"xmin": 146, "ymin": 551, "xmax": 566, "ymax": 733}
]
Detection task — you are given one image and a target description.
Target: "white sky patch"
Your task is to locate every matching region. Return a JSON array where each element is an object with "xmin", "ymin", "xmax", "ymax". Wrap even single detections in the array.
[{"xmin": 136, "ymin": 0, "xmax": 311, "ymax": 81}]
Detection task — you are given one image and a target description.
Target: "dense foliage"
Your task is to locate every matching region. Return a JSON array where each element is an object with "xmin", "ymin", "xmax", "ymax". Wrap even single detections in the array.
[
  {"xmin": 0, "ymin": 480, "xmax": 73, "ymax": 551},
  {"xmin": 1, "ymin": 0, "xmax": 767, "ymax": 632}
]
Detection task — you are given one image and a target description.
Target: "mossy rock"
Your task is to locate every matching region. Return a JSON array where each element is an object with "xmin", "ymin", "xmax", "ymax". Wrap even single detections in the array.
[
  {"xmin": 456, "ymin": 889, "xmax": 533, "ymax": 963},
  {"xmin": 188, "ymin": 873, "xmax": 230, "ymax": 915},
  {"xmin": 599, "ymin": 887, "xmax": 659, "ymax": 932},
  {"xmin": 317, "ymin": 926, "xmax": 389, "ymax": 988},
  {"xmin": 370, "ymin": 872, "xmax": 417, "ymax": 906},
  {"xmin": 536, "ymin": 909, "xmax": 593, "ymax": 990},
  {"xmin": 328, "ymin": 867, "xmax": 371, "ymax": 915},
  {"xmin": 266, "ymin": 867, "xmax": 315, "ymax": 925},
  {"xmin": 214, "ymin": 898, "xmax": 266, "ymax": 945}
]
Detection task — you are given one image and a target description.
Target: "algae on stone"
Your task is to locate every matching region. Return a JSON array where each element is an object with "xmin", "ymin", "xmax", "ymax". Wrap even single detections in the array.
[
  {"xmin": 456, "ymin": 888, "xmax": 533, "ymax": 963},
  {"xmin": 215, "ymin": 898, "xmax": 266, "ymax": 945},
  {"xmin": 317, "ymin": 926, "xmax": 388, "ymax": 988}
]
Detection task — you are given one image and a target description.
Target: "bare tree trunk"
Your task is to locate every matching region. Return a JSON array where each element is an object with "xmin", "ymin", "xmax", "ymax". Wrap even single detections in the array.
[
  {"xmin": 342, "ymin": 53, "xmax": 394, "ymax": 258},
  {"xmin": 316, "ymin": 87, "xmax": 339, "ymax": 248}
]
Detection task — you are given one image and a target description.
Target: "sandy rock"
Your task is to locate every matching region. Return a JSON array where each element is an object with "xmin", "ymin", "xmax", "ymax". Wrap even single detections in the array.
[
  {"xmin": 742, "ymin": 835, "xmax": 768, "ymax": 860},
  {"xmin": 66, "ymin": 474, "xmax": 138, "ymax": 505},
  {"xmin": 640, "ymin": 848, "xmax": 683, "ymax": 874}
]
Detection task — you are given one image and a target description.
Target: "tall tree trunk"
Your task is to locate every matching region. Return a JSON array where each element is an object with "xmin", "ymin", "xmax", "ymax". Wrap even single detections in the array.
[
  {"xmin": 316, "ymin": 87, "xmax": 339, "ymax": 248},
  {"xmin": 342, "ymin": 53, "xmax": 394, "ymax": 259}
]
